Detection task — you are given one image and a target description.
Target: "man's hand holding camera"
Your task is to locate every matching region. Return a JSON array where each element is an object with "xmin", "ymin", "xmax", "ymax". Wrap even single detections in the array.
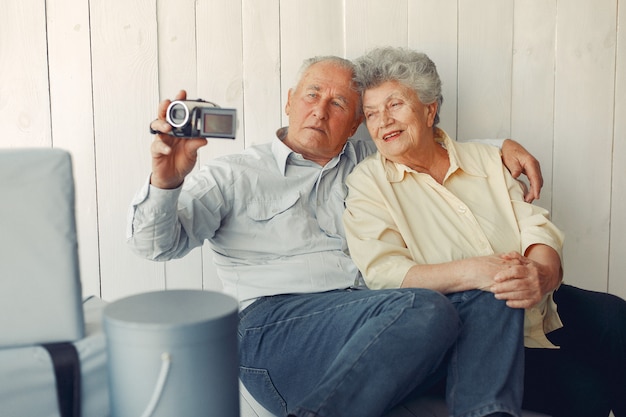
[{"xmin": 149, "ymin": 90, "xmax": 207, "ymax": 190}]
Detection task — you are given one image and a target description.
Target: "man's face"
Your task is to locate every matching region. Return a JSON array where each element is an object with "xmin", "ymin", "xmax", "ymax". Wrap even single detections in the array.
[{"xmin": 284, "ymin": 61, "xmax": 362, "ymax": 166}]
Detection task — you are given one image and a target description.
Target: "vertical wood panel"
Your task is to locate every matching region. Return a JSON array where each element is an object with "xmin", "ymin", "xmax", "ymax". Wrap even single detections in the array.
[
  {"xmin": 47, "ymin": 0, "xmax": 101, "ymax": 297},
  {"xmin": 457, "ymin": 0, "xmax": 514, "ymax": 140},
  {"xmin": 552, "ymin": 0, "xmax": 617, "ymax": 292},
  {"xmin": 242, "ymin": 0, "xmax": 282, "ymax": 147},
  {"xmin": 157, "ymin": 0, "xmax": 205, "ymax": 290},
  {"xmin": 511, "ymin": 0, "xmax": 556, "ymax": 212},
  {"xmin": 0, "ymin": 0, "xmax": 51, "ymax": 147},
  {"xmin": 609, "ymin": 2, "xmax": 626, "ymax": 299},
  {"xmin": 408, "ymin": 0, "xmax": 458, "ymax": 137},
  {"xmin": 157, "ymin": 0, "xmax": 197, "ymax": 99},
  {"xmin": 90, "ymin": 0, "xmax": 163, "ymax": 301},
  {"xmin": 345, "ymin": 0, "xmax": 408, "ymax": 59}
]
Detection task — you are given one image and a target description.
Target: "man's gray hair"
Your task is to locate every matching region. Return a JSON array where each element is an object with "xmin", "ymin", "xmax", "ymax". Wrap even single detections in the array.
[
  {"xmin": 293, "ymin": 56, "xmax": 363, "ymax": 120},
  {"xmin": 294, "ymin": 55, "xmax": 357, "ymax": 86},
  {"xmin": 354, "ymin": 47, "xmax": 443, "ymax": 126}
]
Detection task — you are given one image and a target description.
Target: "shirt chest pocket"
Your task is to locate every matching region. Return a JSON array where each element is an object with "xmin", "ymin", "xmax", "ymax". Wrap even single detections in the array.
[{"xmin": 245, "ymin": 192, "xmax": 301, "ymax": 221}]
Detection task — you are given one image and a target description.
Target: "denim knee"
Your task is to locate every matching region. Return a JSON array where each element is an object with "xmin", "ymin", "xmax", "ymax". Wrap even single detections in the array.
[{"xmin": 402, "ymin": 288, "xmax": 461, "ymax": 347}]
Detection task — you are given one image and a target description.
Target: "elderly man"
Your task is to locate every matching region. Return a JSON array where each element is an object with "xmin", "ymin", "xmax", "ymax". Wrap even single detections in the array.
[{"xmin": 128, "ymin": 56, "xmax": 542, "ymax": 417}]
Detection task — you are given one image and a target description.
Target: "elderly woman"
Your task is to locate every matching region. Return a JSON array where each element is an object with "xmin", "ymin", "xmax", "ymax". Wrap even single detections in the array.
[
  {"xmin": 343, "ymin": 47, "xmax": 564, "ymax": 417},
  {"xmin": 344, "ymin": 46, "xmax": 626, "ymax": 417}
]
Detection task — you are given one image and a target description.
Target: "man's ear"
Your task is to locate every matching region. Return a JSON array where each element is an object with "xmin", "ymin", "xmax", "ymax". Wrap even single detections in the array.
[
  {"xmin": 285, "ymin": 88, "xmax": 293, "ymax": 116},
  {"xmin": 350, "ymin": 115, "xmax": 364, "ymax": 136}
]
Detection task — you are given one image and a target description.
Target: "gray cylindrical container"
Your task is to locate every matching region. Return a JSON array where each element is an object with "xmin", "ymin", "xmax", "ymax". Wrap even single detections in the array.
[{"xmin": 103, "ymin": 290, "xmax": 239, "ymax": 417}]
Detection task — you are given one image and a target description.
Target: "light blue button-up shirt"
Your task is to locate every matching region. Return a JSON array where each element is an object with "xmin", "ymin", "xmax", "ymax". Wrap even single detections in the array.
[{"xmin": 127, "ymin": 128, "xmax": 377, "ymax": 306}]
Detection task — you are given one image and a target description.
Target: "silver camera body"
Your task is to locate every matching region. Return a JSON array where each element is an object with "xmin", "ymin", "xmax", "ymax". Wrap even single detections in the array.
[{"xmin": 166, "ymin": 99, "xmax": 236, "ymax": 139}]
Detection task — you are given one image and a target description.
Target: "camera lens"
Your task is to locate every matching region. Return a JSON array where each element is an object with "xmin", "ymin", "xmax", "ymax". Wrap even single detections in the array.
[{"xmin": 166, "ymin": 101, "xmax": 189, "ymax": 128}]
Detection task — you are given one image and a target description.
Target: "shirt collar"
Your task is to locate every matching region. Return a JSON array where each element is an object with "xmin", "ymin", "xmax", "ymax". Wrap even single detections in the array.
[
  {"xmin": 381, "ymin": 128, "xmax": 488, "ymax": 183},
  {"xmin": 271, "ymin": 126, "xmax": 359, "ymax": 176}
]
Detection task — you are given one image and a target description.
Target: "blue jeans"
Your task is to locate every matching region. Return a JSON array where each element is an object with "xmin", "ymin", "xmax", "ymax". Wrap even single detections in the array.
[{"xmin": 238, "ymin": 288, "xmax": 523, "ymax": 417}]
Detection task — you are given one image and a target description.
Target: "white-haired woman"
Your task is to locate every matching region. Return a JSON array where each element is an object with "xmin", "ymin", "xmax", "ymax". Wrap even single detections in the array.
[{"xmin": 344, "ymin": 46, "xmax": 625, "ymax": 417}]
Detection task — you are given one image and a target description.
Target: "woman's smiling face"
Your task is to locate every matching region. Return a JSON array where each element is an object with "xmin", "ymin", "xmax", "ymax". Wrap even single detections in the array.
[{"xmin": 363, "ymin": 80, "xmax": 438, "ymax": 164}]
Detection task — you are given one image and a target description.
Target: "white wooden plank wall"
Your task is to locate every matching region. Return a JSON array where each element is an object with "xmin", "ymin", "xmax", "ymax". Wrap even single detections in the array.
[{"xmin": 1, "ymin": 0, "xmax": 624, "ymax": 301}]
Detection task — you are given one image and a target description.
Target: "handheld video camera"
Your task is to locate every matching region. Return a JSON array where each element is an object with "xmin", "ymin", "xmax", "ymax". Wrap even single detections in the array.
[{"xmin": 166, "ymin": 99, "xmax": 237, "ymax": 139}]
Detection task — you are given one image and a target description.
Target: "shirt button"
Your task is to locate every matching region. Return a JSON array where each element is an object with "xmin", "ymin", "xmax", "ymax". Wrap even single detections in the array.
[{"xmin": 457, "ymin": 205, "xmax": 467, "ymax": 214}]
